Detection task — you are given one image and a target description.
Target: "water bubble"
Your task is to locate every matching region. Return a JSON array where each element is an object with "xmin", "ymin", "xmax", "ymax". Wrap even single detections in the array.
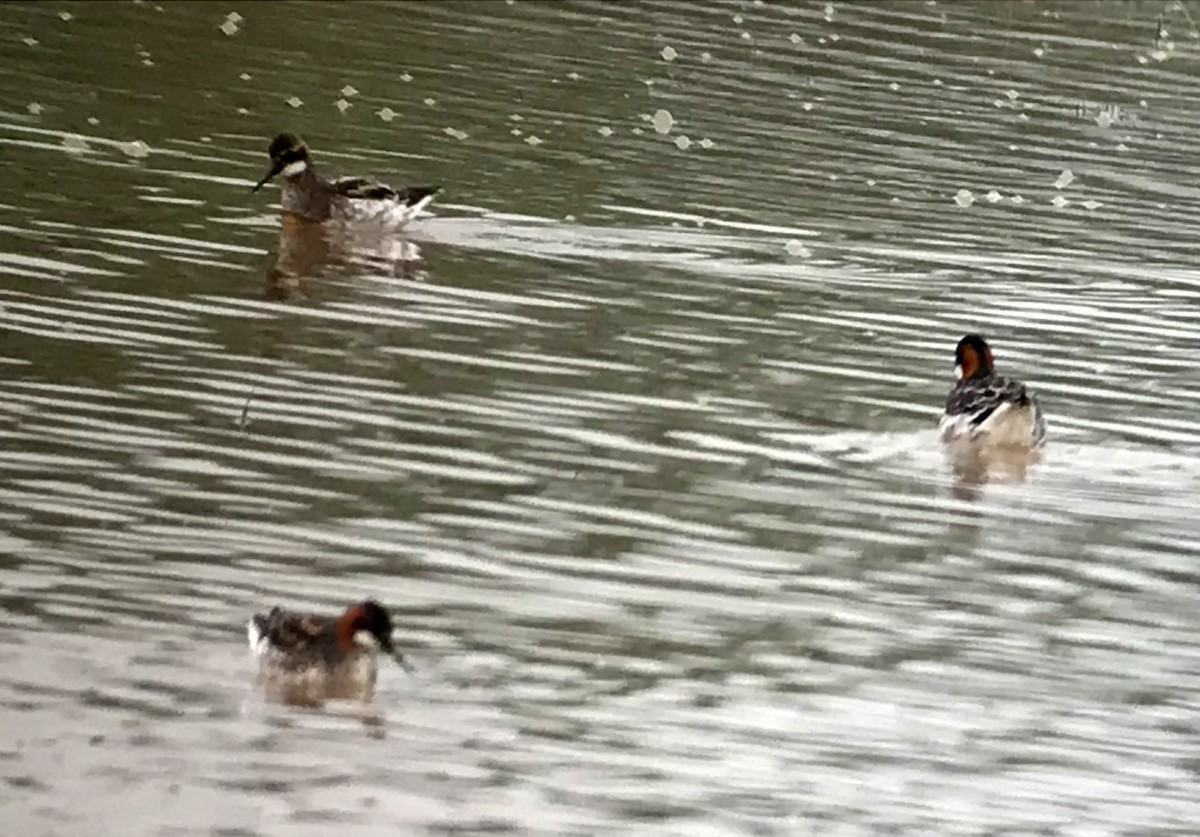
[
  {"xmin": 661, "ymin": 45, "xmax": 677, "ymax": 61},
  {"xmin": 1081, "ymin": 199, "xmax": 1101, "ymax": 210},
  {"xmin": 59, "ymin": 11, "xmax": 73, "ymax": 20},
  {"xmin": 239, "ymin": 72, "xmax": 251, "ymax": 81},
  {"xmin": 62, "ymin": 134, "xmax": 88, "ymax": 154},
  {"xmin": 1051, "ymin": 195, "xmax": 1069, "ymax": 208},
  {"xmin": 443, "ymin": 127, "xmax": 468, "ymax": 140},
  {"xmin": 26, "ymin": 102, "xmax": 42, "ymax": 115},
  {"xmin": 824, "ymin": 3, "xmax": 835, "ymax": 21},
  {"xmin": 985, "ymin": 190, "xmax": 1002, "ymax": 203},
  {"xmin": 1006, "ymin": 89, "xmax": 1019, "ymax": 100},
  {"xmin": 525, "ymin": 135, "xmax": 543, "ymax": 146},
  {"xmin": 1010, "ymin": 195, "xmax": 1025, "ymax": 205},
  {"xmin": 698, "ymin": 137, "xmax": 714, "ymax": 149},
  {"xmin": 1054, "ymin": 169, "xmax": 1074, "ymax": 189},
  {"xmin": 598, "ymin": 126, "xmax": 613, "ymax": 137},
  {"xmin": 341, "ymin": 85, "xmax": 358, "ymax": 97},
  {"xmin": 1033, "ymin": 47, "xmax": 1045, "ymax": 57},
  {"xmin": 400, "ymin": 72, "xmax": 413, "ymax": 82},
  {"xmin": 219, "ymin": 14, "xmax": 239, "ymax": 36},
  {"xmin": 334, "ymin": 98, "xmax": 351, "ymax": 113},
  {"xmin": 675, "ymin": 135, "xmax": 691, "ymax": 150},
  {"xmin": 87, "ymin": 116, "xmax": 99, "ymax": 125},
  {"xmin": 511, "ymin": 128, "xmax": 523, "ymax": 137},
  {"xmin": 789, "ymin": 34, "xmax": 802, "ymax": 44},
  {"xmin": 733, "ymin": 14, "xmax": 743, "ymax": 23},
  {"xmin": 510, "ymin": 113, "xmax": 524, "ymax": 122},
  {"xmin": 785, "ymin": 240, "xmax": 812, "ymax": 257},
  {"xmin": 700, "ymin": 52, "xmax": 712, "ymax": 62},
  {"xmin": 567, "ymin": 71, "xmax": 580, "ymax": 80},
  {"xmin": 651, "ymin": 109, "xmax": 674, "ymax": 134},
  {"xmin": 22, "ymin": 37, "xmax": 38, "ymax": 47},
  {"xmin": 801, "ymin": 102, "xmax": 814, "ymax": 111},
  {"xmin": 953, "ymin": 189, "xmax": 975, "ymax": 207},
  {"xmin": 423, "ymin": 97, "xmax": 436, "ymax": 106},
  {"xmin": 121, "ymin": 139, "xmax": 151, "ymax": 158},
  {"xmin": 286, "ymin": 96, "xmax": 303, "ymax": 108},
  {"xmin": 889, "ymin": 81, "xmax": 900, "ymax": 91},
  {"xmin": 377, "ymin": 107, "xmax": 396, "ymax": 122}
]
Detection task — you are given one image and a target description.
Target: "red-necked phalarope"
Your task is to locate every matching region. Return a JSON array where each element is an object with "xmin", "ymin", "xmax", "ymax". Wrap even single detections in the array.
[
  {"xmin": 247, "ymin": 599, "xmax": 411, "ymax": 704},
  {"xmin": 939, "ymin": 334, "xmax": 1045, "ymax": 447},
  {"xmin": 252, "ymin": 133, "xmax": 440, "ymax": 230}
]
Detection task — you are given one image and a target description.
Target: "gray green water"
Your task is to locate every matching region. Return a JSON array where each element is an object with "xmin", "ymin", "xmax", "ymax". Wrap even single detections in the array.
[{"xmin": 4, "ymin": 1, "xmax": 1200, "ymax": 834}]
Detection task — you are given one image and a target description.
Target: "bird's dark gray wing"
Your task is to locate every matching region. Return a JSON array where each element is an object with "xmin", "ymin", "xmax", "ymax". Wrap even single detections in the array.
[
  {"xmin": 257, "ymin": 608, "xmax": 336, "ymax": 654},
  {"xmin": 945, "ymin": 375, "xmax": 1030, "ymax": 426},
  {"xmin": 329, "ymin": 177, "xmax": 441, "ymax": 206}
]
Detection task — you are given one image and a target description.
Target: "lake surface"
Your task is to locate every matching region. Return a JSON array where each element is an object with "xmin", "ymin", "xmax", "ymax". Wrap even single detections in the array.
[{"xmin": 4, "ymin": 1, "xmax": 1200, "ymax": 834}]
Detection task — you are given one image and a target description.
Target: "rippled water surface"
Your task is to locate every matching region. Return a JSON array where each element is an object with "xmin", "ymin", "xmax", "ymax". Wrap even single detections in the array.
[{"xmin": 5, "ymin": 1, "xmax": 1200, "ymax": 834}]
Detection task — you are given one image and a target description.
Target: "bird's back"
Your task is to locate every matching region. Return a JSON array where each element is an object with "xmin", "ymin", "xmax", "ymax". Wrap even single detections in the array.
[
  {"xmin": 248, "ymin": 607, "xmax": 340, "ymax": 668},
  {"xmin": 941, "ymin": 374, "xmax": 1044, "ymax": 446}
]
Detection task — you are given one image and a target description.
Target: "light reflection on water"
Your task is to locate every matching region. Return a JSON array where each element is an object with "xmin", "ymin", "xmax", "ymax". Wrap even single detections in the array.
[{"xmin": 4, "ymin": 0, "xmax": 1200, "ymax": 834}]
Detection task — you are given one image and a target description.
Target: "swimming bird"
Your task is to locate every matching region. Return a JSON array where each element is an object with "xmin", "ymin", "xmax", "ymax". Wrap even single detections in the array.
[
  {"xmin": 247, "ymin": 599, "xmax": 411, "ymax": 704},
  {"xmin": 252, "ymin": 133, "xmax": 439, "ymax": 230},
  {"xmin": 939, "ymin": 334, "xmax": 1045, "ymax": 447}
]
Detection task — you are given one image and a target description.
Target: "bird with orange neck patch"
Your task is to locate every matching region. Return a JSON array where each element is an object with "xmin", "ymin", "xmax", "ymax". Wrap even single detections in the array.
[
  {"xmin": 939, "ymin": 334, "xmax": 1045, "ymax": 447},
  {"xmin": 252, "ymin": 133, "xmax": 440, "ymax": 230},
  {"xmin": 247, "ymin": 599, "xmax": 411, "ymax": 705}
]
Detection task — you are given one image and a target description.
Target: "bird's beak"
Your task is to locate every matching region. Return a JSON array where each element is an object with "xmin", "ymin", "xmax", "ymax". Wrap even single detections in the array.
[
  {"xmin": 252, "ymin": 161, "xmax": 282, "ymax": 193},
  {"xmin": 379, "ymin": 635, "xmax": 414, "ymax": 674},
  {"xmin": 391, "ymin": 649, "xmax": 415, "ymax": 674}
]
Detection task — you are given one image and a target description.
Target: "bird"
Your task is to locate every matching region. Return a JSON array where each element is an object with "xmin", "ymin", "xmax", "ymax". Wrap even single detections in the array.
[
  {"xmin": 939, "ymin": 334, "xmax": 1045, "ymax": 448},
  {"xmin": 247, "ymin": 599, "xmax": 411, "ymax": 705},
  {"xmin": 251, "ymin": 132, "xmax": 439, "ymax": 230}
]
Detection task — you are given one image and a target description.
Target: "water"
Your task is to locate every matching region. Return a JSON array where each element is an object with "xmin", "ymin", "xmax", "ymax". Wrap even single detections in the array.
[{"xmin": 4, "ymin": 1, "xmax": 1200, "ymax": 834}]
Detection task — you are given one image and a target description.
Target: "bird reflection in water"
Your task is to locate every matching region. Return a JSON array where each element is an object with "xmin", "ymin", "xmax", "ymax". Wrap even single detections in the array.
[
  {"xmin": 944, "ymin": 437, "xmax": 1043, "ymax": 501},
  {"xmin": 263, "ymin": 213, "xmax": 427, "ymax": 301}
]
